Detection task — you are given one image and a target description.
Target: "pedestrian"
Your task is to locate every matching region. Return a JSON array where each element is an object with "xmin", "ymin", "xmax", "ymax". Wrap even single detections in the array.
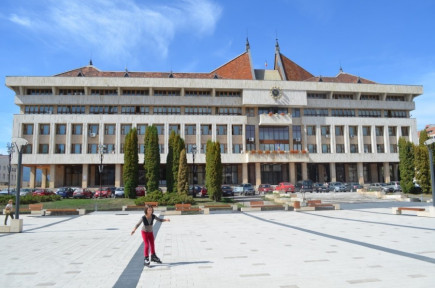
[
  {"xmin": 131, "ymin": 204, "xmax": 170, "ymax": 266},
  {"xmin": 4, "ymin": 199, "xmax": 14, "ymax": 225}
]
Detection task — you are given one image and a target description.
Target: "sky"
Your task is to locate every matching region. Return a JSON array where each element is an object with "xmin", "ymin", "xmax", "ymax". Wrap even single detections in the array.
[{"xmin": 0, "ymin": 0, "xmax": 434, "ymax": 155}]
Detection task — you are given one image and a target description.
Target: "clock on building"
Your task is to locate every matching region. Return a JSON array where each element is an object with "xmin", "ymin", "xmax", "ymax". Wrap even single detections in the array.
[{"xmin": 270, "ymin": 86, "xmax": 282, "ymax": 100}]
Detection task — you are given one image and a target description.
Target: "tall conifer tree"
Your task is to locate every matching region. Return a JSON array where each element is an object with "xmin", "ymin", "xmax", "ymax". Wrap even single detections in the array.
[
  {"xmin": 123, "ymin": 128, "xmax": 138, "ymax": 198},
  {"xmin": 144, "ymin": 125, "xmax": 160, "ymax": 192},
  {"xmin": 177, "ymin": 149, "xmax": 189, "ymax": 194}
]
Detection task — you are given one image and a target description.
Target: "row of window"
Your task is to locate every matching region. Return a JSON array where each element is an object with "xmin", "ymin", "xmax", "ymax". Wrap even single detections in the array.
[
  {"xmin": 21, "ymin": 142, "xmax": 398, "ymax": 155},
  {"xmin": 306, "ymin": 144, "xmax": 398, "ymax": 154},
  {"xmin": 308, "ymin": 93, "xmax": 406, "ymax": 101},
  {"xmin": 24, "ymin": 123, "xmax": 410, "ymax": 138},
  {"xmin": 27, "ymin": 88, "xmax": 242, "ymax": 97}
]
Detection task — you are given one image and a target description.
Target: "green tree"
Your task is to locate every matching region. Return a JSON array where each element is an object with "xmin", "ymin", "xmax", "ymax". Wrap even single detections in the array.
[
  {"xmin": 398, "ymin": 137, "xmax": 415, "ymax": 193},
  {"xmin": 144, "ymin": 125, "xmax": 160, "ymax": 192},
  {"xmin": 166, "ymin": 130, "xmax": 176, "ymax": 193},
  {"xmin": 415, "ymin": 130, "xmax": 431, "ymax": 193},
  {"xmin": 123, "ymin": 128, "xmax": 138, "ymax": 199},
  {"xmin": 205, "ymin": 140, "xmax": 222, "ymax": 201},
  {"xmin": 177, "ymin": 149, "xmax": 189, "ymax": 194},
  {"xmin": 172, "ymin": 135, "xmax": 185, "ymax": 193}
]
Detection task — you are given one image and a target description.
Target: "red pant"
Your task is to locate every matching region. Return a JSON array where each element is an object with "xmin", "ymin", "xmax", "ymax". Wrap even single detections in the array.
[{"xmin": 141, "ymin": 231, "xmax": 155, "ymax": 257}]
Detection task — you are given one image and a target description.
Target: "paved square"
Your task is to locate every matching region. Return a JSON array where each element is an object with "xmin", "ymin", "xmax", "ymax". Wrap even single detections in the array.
[{"xmin": 1, "ymin": 201, "xmax": 434, "ymax": 288}]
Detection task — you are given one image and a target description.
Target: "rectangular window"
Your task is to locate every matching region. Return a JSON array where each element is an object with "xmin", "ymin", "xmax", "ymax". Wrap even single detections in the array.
[
  {"xmin": 389, "ymin": 126, "xmax": 397, "ymax": 136},
  {"xmin": 308, "ymin": 144, "xmax": 317, "ymax": 153},
  {"xmin": 106, "ymin": 144, "xmax": 115, "ymax": 154},
  {"xmin": 401, "ymin": 127, "xmax": 409, "ymax": 137},
  {"xmin": 336, "ymin": 144, "xmax": 345, "ymax": 153},
  {"xmin": 306, "ymin": 126, "xmax": 316, "ymax": 136},
  {"xmin": 184, "ymin": 107, "xmax": 212, "ymax": 115},
  {"xmin": 169, "ymin": 125, "xmax": 179, "ymax": 135},
  {"xmin": 321, "ymin": 126, "xmax": 330, "ymax": 136},
  {"xmin": 55, "ymin": 124, "xmax": 66, "ymax": 135},
  {"xmin": 377, "ymin": 144, "xmax": 385, "ymax": 153},
  {"xmin": 217, "ymin": 125, "xmax": 227, "ymax": 135},
  {"xmin": 362, "ymin": 126, "xmax": 371, "ymax": 136},
  {"xmin": 139, "ymin": 144, "xmax": 145, "ymax": 154},
  {"xmin": 105, "ymin": 124, "xmax": 116, "ymax": 135},
  {"xmin": 220, "ymin": 144, "xmax": 227, "ymax": 153},
  {"xmin": 185, "ymin": 90, "xmax": 211, "ymax": 97},
  {"xmin": 88, "ymin": 124, "xmax": 99, "ymax": 135},
  {"xmin": 137, "ymin": 124, "xmax": 147, "ymax": 135},
  {"xmin": 293, "ymin": 126, "xmax": 301, "ymax": 141},
  {"xmin": 23, "ymin": 124, "xmax": 34, "ymax": 135},
  {"xmin": 350, "ymin": 144, "xmax": 358, "ymax": 153},
  {"xmin": 71, "ymin": 144, "xmax": 82, "ymax": 154},
  {"xmin": 186, "ymin": 144, "xmax": 197, "ymax": 153},
  {"xmin": 155, "ymin": 125, "xmax": 164, "ymax": 135},
  {"xmin": 23, "ymin": 144, "xmax": 32, "ymax": 154},
  {"xmin": 349, "ymin": 126, "xmax": 358, "ymax": 137},
  {"xmin": 232, "ymin": 144, "xmax": 243, "ymax": 153},
  {"xmin": 292, "ymin": 108, "xmax": 300, "ymax": 118},
  {"xmin": 390, "ymin": 144, "xmax": 398, "ymax": 153},
  {"xmin": 322, "ymin": 144, "xmax": 330, "ymax": 153},
  {"xmin": 72, "ymin": 124, "xmax": 82, "ymax": 135},
  {"xmin": 159, "ymin": 144, "xmax": 165, "ymax": 153},
  {"xmin": 185, "ymin": 125, "xmax": 196, "ymax": 135},
  {"xmin": 201, "ymin": 125, "xmax": 212, "ymax": 135},
  {"xmin": 216, "ymin": 107, "xmax": 242, "ymax": 115},
  {"xmin": 246, "ymin": 125, "xmax": 256, "ymax": 151},
  {"xmin": 246, "ymin": 108, "xmax": 255, "ymax": 117},
  {"xmin": 364, "ymin": 144, "xmax": 372, "ymax": 153},
  {"xmin": 153, "ymin": 107, "xmax": 181, "ymax": 115},
  {"xmin": 375, "ymin": 126, "xmax": 384, "ymax": 136},
  {"xmin": 335, "ymin": 126, "xmax": 344, "ymax": 136},
  {"xmin": 88, "ymin": 144, "xmax": 98, "ymax": 154},
  {"xmin": 232, "ymin": 125, "xmax": 242, "ymax": 135},
  {"xmin": 40, "ymin": 124, "xmax": 50, "ymax": 135},
  {"xmin": 55, "ymin": 144, "xmax": 65, "ymax": 154},
  {"xmin": 121, "ymin": 124, "xmax": 132, "ymax": 135},
  {"xmin": 39, "ymin": 144, "xmax": 49, "ymax": 154}
]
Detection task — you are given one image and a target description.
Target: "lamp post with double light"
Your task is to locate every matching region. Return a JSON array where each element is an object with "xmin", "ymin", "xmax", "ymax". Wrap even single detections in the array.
[
  {"xmin": 6, "ymin": 143, "xmax": 14, "ymax": 195},
  {"xmin": 98, "ymin": 144, "xmax": 106, "ymax": 197},
  {"xmin": 424, "ymin": 138, "xmax": 435, "ymax": 207},
  {"xmin": 12, "ymin": 138, "xmax": 28, "ymax": 220}
]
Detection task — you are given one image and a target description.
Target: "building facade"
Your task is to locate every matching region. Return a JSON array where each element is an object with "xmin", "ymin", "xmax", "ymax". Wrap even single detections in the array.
[
  {"xmin": 0, "ymin": 154, "xmax": 16, "ymax": 188},
  {"xmin": 6, "ymin": 41, "xmax": 422, "ymax": 189}
]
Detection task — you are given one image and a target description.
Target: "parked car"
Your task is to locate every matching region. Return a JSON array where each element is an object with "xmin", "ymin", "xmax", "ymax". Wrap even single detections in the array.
[
  {"xmin": 313, "ymin": 183, "xmax": 329, "ymax": 193},
  {"xmin": 221, "ymin": 185, "xmax": 234, "ymax": 197},
  {"xmin": 56, "ymin": 187, "xmax": 75, "ymax": 198},
  {"xmin": 295, "ymin": 180, "xmax": 314, "ymax": 193},
  {"xmin": 200, "ymin": 187, "xmax": 208, "ymax": 197},
  {"xmin": 32, "ymin": 189, "xmax": 55, "ymax": 196},
  {"xmin": 94, "ymin": 187, "xmax": 112, "ymax": 198},
  {"xmin": 233, "ymin": 183, "xmax": 255, "ymax": 195},
  {"xmin": 114, "ymin": 187, "xmax": 124, "ymax": 198},
  {"xmin": 189, "ymin": 185, "xmax": 202, "ymax": 196},
  {"xmin": 385, "ymin": 181, "xmax": 401, "ymax": 192},
  {"xmin": 369, "ymin": 183, "xmax": 393, "ymax": 193},
  {"xmin": 0, "ymin": 188, "xmax": 16, "ymax": 195},
  {"xmin": 329, "ymin": 182, "xmax": 346, "ymax": 192},
  {"xmin": 20, "ymin": 188, "xmax": 34, "ymax": 196},
  {"xmin": 348, "ymin": 182, "xmax": 363, "ymax": 191},
  {"xmin": 135, "ymin": 187, "xmax": 146, "ymax": 197},
  {"xmin": 73, "ymin": 188, "xmax": 93, "ymax": 199},
  {"xmin": 275, "ymin": 182, "xmax": 295, "ymax": 193},
  {"xmin": 257, "ymin": 184, "xmax": 274, "ymax": 194}
]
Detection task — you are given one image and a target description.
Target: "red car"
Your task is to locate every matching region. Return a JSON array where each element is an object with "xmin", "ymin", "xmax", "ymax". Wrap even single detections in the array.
[
  {"xmin": 135, "ymin": 187, "xmax": 146, "ymax": 197},
  {"xmin": 257, "ymin": 184, "xmax": 274, "ymax": 194},
  {"xmin": 32, "ymin": 189, "xmax": 55, "ymax": 196},
  {"xmin": 94, "ymin": 187, "xmax": 111, "ymax": 198},
  {"xmin": 200, "ymin": 187, "xmax": 207, "ymax": 197},
  {"xmin": 275, "ymin": 182, "xmax": 295, "ymax": 193},
  {"xmin": 73, "ymin": 188, "xmax": 93, "ymax": 199}
]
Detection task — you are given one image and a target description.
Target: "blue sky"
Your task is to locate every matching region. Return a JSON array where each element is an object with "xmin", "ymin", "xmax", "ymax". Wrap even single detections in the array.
[{"xmin": 0, "ymin": 0, "xmax": 434, "ymax": 155}]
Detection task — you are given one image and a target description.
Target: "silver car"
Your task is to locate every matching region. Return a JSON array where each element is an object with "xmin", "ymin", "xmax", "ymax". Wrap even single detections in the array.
[{"xmin": 233, "ymin": 183, "xmax": 255, "ymax": 196}]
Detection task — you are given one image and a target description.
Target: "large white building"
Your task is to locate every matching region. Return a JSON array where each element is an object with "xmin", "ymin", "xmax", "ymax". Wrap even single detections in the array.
[{"xmin": 6, "ymin": 41, "xmax": 423, "ymax": 189}]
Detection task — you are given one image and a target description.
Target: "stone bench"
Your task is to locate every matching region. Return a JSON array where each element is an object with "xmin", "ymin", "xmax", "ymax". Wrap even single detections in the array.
[
  {"xmin": 29, "ymin": 203, "xmax": 44, "ymax": 215},
  {"xmin": 45, "ymin": 209, "xmax": 86, "ymax": 216},
  {"xmin": 392, "ymin": 207, "xmax": 425, "ymax": 215},
  {"xmin": 241, "ymin": 201, "xmax": 284, "ymax": 212}
]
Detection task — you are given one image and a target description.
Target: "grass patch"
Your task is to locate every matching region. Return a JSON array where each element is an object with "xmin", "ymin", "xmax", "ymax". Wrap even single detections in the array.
[{"xmin": 41, "ymin": 198, "xmax": 135, "ymax": 211}]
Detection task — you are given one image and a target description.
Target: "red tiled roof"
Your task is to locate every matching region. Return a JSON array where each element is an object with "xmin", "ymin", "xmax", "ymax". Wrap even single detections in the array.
[
  {"xmin": 304, "ymin": 72, "xmax": 376, "ymax": 84},
  {"xmin": 278, "ymin": 53, "xmax": 314, "ymax": 81},
  {"xmin": 210, "ymin": 52, "xmax": 253, "ymax": 80}
]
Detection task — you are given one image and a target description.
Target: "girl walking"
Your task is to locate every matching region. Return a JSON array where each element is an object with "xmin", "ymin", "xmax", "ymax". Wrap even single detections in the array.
[{"xmin": 131, "ymin": 204, "xmax": 170, "ymax": 266}]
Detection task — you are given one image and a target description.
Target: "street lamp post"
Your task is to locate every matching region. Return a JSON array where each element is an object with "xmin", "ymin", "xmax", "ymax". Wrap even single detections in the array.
[
  {"xmin": 424, "ymin": 138, "xmax": 435, "ymax": 207},
  {"xmin": 191, "ymin": 144, "xmax": 197, "ymax": 197},
  {"xmin": 6, "ymin": 143, "xmax": 14, "ymax": 195},
  {"xmin": 98, "ymin": 144, "xmax": 105, "ymax": 197},
  {"xmin": 12, "ymin": 138, "xmax": 28, "ymax": 220}
]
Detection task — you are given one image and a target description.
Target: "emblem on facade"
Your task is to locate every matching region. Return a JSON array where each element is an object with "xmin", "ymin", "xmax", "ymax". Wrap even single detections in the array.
[{"xmin": 270, "ymin": 86, "xmax": 282, "ymax": 100}]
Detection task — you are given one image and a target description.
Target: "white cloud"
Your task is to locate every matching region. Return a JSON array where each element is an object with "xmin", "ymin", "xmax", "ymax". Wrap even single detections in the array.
[
  {"xmin": 7, "ymin": 0, "xmax": 222, "ymax": 61},
  {"xmin": 9, "ymin": 14, "xmax": 32, "ymax": 27}
]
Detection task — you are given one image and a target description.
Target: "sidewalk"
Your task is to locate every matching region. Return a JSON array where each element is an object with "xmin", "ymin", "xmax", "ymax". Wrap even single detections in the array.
[{"xmin": 1, "ymin": 202, "xmax": 434, "ymax": 288}]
